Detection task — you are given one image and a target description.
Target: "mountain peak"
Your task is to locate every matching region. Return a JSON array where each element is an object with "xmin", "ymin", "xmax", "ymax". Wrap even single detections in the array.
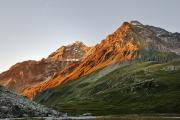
[
  {"xmin": 129, "ymin": 20, "xmax": 143, "ymax": 26},
  {"xmin": 47, "ymin": 40, "xmax": 90, "ymax": 61},
  {"xmin": 73, "ymin": 40, "xmax": 84, "ymax": 45},
  {"xmin": 71, "ymin": 40, "xmax": 88, "ymax": 48}
]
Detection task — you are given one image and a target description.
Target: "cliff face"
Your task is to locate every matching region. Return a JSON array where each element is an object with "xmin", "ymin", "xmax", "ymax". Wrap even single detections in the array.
[{"xmin": 0, "ymin": 41, "xmax": 90, "ymax": 93}]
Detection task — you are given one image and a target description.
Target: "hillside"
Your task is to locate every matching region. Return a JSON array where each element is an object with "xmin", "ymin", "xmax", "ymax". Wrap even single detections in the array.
[{"xmin": 35, "ymin": 58, "xmax": 180, "ymax": 115}]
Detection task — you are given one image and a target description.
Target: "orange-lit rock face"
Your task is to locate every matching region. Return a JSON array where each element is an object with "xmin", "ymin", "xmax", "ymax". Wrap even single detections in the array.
[
  {"xmin": 21, "ymin": 22, "xmax": 140, "ymax": 100},
  {"xmin": 21, "ymin": 63, "xmax": 80, "ymax": 100},
  {"xmin": 63, "ymin": 22, "xmax": 139, "ymax": 79},
  {"xmin": 0, "ymin": 41, "xmax": 90, "ymax": 95},
  {"xmin": 0, "ymin": 60, "xmax": 48, "ymax": 92}
]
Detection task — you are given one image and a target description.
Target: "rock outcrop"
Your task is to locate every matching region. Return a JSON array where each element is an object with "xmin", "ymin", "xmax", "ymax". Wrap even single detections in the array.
[{"xmin": 0, "ymin": 85, "xmax": 62, "ymax": 118}]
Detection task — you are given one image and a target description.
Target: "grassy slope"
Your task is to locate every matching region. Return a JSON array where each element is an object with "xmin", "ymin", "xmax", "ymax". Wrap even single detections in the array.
[{"xmin": 35, "ymin": 59, "xmax": 180, "ymax": 115}]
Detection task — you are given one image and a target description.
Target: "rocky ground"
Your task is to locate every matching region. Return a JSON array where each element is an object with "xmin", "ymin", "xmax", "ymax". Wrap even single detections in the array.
[{"xmin": 0, "ymin": 85, "xmax": 63, "ymax": 118}]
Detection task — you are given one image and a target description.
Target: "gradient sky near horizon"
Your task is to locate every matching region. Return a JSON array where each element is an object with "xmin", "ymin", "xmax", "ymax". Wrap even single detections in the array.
[{"xmin": 0, "ymin": 0, "xmax": 180, "ymax": 72}]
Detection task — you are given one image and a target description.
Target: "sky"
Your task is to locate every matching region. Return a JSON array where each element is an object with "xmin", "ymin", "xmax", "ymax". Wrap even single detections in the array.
[{"xmin": 0, "ymin": 0, "xmax": 180, "ymax": 72}]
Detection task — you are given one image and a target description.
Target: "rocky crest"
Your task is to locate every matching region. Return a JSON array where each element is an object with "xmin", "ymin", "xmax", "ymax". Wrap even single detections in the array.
[{"xmin": 0, "ymin": 41, "xmax": 90, "ymax": 94}]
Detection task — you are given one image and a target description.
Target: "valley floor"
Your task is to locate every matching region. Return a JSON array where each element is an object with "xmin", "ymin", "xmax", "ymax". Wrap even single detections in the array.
[{"xmin": 4, "ymin": 114, "xmax": 180, "ymax": 120}]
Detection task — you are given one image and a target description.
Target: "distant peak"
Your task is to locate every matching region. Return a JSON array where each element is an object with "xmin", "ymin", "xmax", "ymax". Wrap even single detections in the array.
[
  {"xmin": 71, "ymin": 41, "xmax": 88, "ymax": 47},
  {"xmin": 74, "ymin": 40, "xmax": 82, "ymax": 44},
  {"xmin": 129, "ymin": 20, "xmax": 143, "ymax": 26},
  {"xmin": 73, "ymin": 40, "xmax": 83, "ymax": 45}
]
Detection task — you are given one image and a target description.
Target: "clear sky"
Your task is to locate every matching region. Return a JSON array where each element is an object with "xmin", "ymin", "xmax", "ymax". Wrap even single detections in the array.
[{"xmin": 0, "ymin": 0, "xmax": 180, "ymax": 72}]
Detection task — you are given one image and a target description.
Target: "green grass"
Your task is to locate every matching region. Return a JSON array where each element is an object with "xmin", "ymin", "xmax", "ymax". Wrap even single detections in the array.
[{"xmin": 35, "ymin": 59, "xmax": 180, "ymax": 115}]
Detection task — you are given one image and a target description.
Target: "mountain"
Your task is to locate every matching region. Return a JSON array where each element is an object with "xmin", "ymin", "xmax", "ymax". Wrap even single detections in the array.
[
  {"xmin": 0, "ymin": 41, "xmax": 90, "ymax": 93},
  {"xmin": 0, "ymin": 85, "xmax": 62, "ymax": 118},
  {"xmin": 22, "ymin": 21, "xmax": 180, "ymax": 100},
  {"xmin": 0, "ymin": 20, "xmax": 180, "ymax": 116},
  {"xmin": 21, "ymin": 22, "xmax": 139, "ymax": 99}
]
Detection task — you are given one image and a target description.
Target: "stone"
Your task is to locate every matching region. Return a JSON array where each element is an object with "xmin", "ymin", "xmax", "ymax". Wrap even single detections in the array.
[
  {"xmin": 0, "ymin": 85, "xmax": 64, "ymax": 118},
  {"xmin": 0, "ymin": 106, "xmax": 9, "ymax": 113}
]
